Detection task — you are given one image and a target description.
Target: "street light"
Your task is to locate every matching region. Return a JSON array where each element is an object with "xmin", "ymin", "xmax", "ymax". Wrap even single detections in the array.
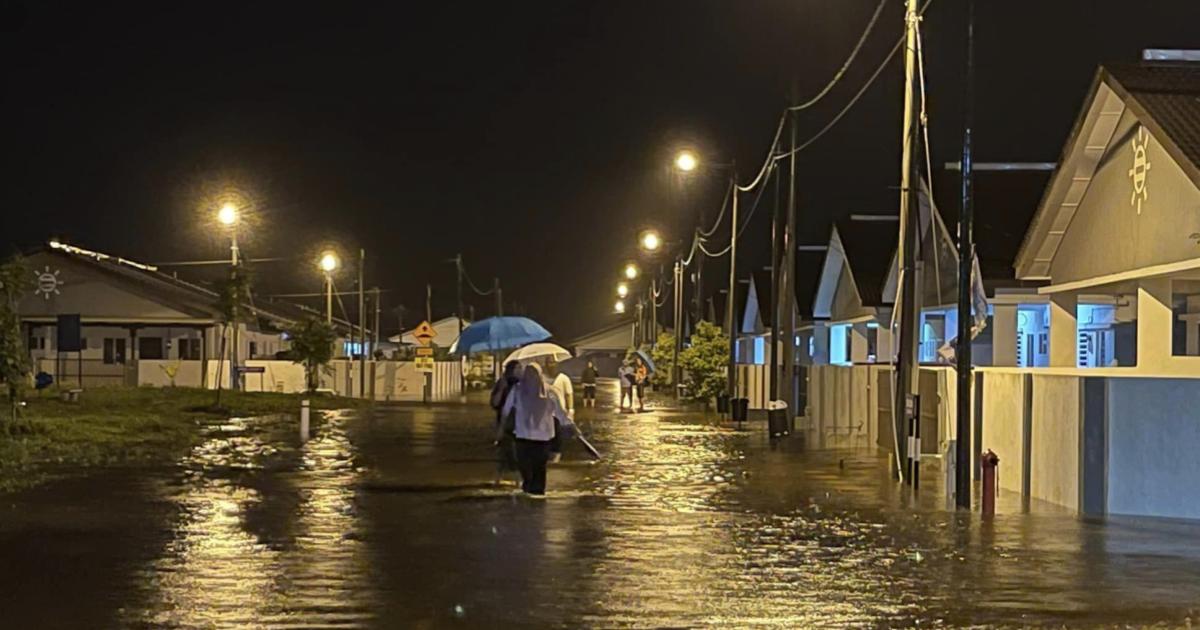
[
  {"xmin": 675, "ymin": 150, "xmax": 698, "ymax": 173},
  {"xmin": 319, "ymin": 250, "xmax": 340, "ymax": 323},
  {"xmin": 623, "ymin": 263, "xmax": 640, "ymax": 280},
  {"xmin": 617, "ymin": 282, "xmax": 629, "ymax": 298},
  {"xmin": 217, "ymin": 202, "xmax": 238, "ymax": 227},
  {"xmin": 639, "ymin": 229, "xmax": 662, "ymax": 253},
  {"xmin": 614, "ymin": 300, "xmax": 626, "ymax": 314}
]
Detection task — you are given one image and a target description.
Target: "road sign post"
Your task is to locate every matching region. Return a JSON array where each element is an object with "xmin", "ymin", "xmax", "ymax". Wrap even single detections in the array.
[{"xmin": 413, "ymin": 321, "xmax": 438, "ymax": 403}]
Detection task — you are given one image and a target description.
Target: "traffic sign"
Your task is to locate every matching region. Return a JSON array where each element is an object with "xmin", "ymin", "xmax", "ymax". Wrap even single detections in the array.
[
  {"xmin": 413, "ymin": 320, "xmax": 437, "ymax": 347},
  {"xmin": 415, "ymin": 347, "xmax": 434, "ymax": 357},
  {"xmin": 415, "ymin": 356, "xmax": 435, "ymax": 373}
]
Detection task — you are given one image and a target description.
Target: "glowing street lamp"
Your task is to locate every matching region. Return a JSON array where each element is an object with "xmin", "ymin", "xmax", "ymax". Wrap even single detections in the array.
[
  {"xmin": 623, "ymin": 263, "xmax": 640, "ymax": 280},
  {"xmin": 617, "ymin": 282, "xmax": 629, "ymax": 298},
  {"xmin": 319, "ymin": 251, "xmax": 340, "ymax": 323},
  {"xmin": 639, "ymin": 230, "xmax": 662, "ymax": 253},
  {"xmin": 614, "ymin": 300, "xmax": 626, "ymax": 314},
  {"xmin": 674, "ymin": 150, "xmax": 698, "ymax": 173},
  {"xmin": 217, "ymin": 202, "xmax": 238, "ymax": 227}
]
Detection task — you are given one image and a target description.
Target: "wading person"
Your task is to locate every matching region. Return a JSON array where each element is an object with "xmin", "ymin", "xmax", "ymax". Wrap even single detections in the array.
[
  {"xmin": 545, "ymin": 358, "xmax": 574, "ymax": 463},
  {"xmin": 617, "ymin": 360, "xmax": 635, "ymax": 412},
  {"xmin": 634, "ymin": 355, "xmax": 649, "ymax": 412},
  {"xmin": 489, "ymin": 360, "xmax": 521, "ymax": 484},
  {"xmin": 580, "ymin": 360, "xmax": 598, "ymax": 408},
  {"xmin": 499, "ymin": 363, "xmax": 569, "ymax": 497}
]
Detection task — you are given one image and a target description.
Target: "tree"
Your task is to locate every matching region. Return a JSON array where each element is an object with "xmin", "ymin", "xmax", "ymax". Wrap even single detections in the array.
[
  {"xmin": 648, "ymin": 331, "xmax": 675, "ymax": 387},
  {"xmin": 212, "ymin": 266, "xmax": 252, "ymax": 405},
  {"xmin": 286, "ymin": 317, "xmax": 337, "ymax": 392},
  {"xmin": 678, "ymin": 320, "xmax": 728, "ymax": 407},
  {"xmin": 0, "ymin": 257, "xmax": 32, "ymax": 422}
]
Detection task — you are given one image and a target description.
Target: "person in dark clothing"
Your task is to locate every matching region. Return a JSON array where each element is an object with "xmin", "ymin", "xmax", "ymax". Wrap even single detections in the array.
[
  {"xmin": 581, "ymin": 360, "xmax": 598, "ymax": 407},
  {"xmin": 489, "ymin": 360, "xmax": 521, "ymax": 484}
]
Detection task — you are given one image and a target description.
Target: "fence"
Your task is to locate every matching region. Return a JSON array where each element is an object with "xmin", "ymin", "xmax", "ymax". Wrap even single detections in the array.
[{"xmin": 38, "ymin": 358, "xmax": 462, "ymax": 401}]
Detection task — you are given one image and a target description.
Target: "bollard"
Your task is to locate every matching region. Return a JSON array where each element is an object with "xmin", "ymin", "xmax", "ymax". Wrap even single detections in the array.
[
  {"xmin": 981, "ymin": 449, "xmax": 999, "ymax": 515},
  {"xmin": 300, "ymin": 399, "xmax": 311, "ymax": 442}
]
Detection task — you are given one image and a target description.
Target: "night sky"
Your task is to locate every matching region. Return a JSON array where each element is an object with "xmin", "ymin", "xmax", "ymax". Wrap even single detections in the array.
[{"xmin": 3, "ymin": 1, "xmax": 1198, "ymax": 339}]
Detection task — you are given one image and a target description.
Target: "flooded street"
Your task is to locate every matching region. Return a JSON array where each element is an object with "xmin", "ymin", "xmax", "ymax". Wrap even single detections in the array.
[{"xmin": 2, "ymin": 383, "xmax": 1199, "ymax": 628}]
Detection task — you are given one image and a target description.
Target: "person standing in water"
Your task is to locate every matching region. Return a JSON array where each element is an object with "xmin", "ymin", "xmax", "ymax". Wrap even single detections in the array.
[
  {"xmin": 633, "ymin": 355, "xmax": 649, "ymax": 412},
  {"xmin": 617, "ymin": 360, "xmax": 635, "ymax": 412},
  {"xmin": 544, "ymin": 358, "xmax": 574, "ymax": 463},
  {"xmin": 499, "ymin": 363, "xmax": 569, "ymax": 497},
  {"xmin": 580, "ymin": 360, "xmax": 598, "ymax": 408},
  {"xmin": 489, "ymin": 360, "xmax": 521, "ymax": 483}
]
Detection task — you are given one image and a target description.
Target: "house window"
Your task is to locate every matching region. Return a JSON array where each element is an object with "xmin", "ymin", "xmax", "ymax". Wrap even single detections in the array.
[
  {"xmin": 249, "ymin": 341, "xmax": 258, "ymax": 358},
  {"xmin": 752, "ymin": 337, "xmax": 766, "ymax": 365},
  {"xmin": 103, "ymin": 338, "xmax": 127, "ymax": 364},
  {"xmin": 138, "ymin": 337, "xmax": 164, "ymax": 360},
  {"xmin": 178, "ymin": 339, "xmax": 201, "ymax": 360},
  {"xmin": 829, "ymin": 324, "xmax": 851, "ymax": 365}
]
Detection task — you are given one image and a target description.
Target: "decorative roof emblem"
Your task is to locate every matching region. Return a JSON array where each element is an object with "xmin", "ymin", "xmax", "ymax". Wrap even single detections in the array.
[
  {"xmin": 34, "ymin": 266, "xmax": 62, "ymax": 300},
  {"xmin": 1129, "ymin": 127, "xmax": 1151, "ymax": 215}
]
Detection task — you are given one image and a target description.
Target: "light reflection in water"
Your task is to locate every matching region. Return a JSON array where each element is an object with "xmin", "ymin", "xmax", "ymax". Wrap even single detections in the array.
[{"xmin": 131, "ymin": 412, "xmax": 373, "ymax": 628}]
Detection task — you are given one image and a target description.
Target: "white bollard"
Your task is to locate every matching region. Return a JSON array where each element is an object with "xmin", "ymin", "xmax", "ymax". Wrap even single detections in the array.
[{"xmin": 300, "ymin": 399, "xmax": 310, "ymax": 442}]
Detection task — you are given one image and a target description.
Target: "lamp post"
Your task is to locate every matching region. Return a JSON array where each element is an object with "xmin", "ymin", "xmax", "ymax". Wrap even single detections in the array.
[
  {"xmin": 217, "ymin": 203, "xmax": 241, "ymax": 391},
  {"xmin": 319, "ymin": 251, "xmax": 339, "ymax": 324},
  {"xmin": 674, "ymin": 151, "xmax": 703, "ymax": 325},
  {"xmin": 639, "ymin": 230, "xmax": 663, "ymax": 347}
]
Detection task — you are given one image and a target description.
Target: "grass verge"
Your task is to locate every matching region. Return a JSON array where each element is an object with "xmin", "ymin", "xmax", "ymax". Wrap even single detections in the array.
[{"xmin": 0, "ymin": 386, "xmax": 365, "ymax": 492}]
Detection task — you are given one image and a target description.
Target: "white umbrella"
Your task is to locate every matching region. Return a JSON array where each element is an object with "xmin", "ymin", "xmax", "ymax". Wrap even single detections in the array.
[{"xmin": 502, "ymin": 342, "xmax": 572, "ymax": 366}]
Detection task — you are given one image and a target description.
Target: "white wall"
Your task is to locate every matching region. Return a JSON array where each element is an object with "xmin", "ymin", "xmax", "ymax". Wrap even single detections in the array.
[
  {"xmin": 1029, "ymin": 374, "xmax": 1081, "ymax": 509},
  {"xmin": 980, "ymin": 371, "xmax": 1027, "ymax": 495},
  {"xmin": 136, "ymin": 360, "xmax": 204, "ymax": 388}
]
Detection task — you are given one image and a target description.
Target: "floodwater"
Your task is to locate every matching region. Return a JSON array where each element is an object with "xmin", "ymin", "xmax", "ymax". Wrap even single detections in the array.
[{"xmin": 2, "ymin": 383, "xmax": 1199, "ymax": 628}]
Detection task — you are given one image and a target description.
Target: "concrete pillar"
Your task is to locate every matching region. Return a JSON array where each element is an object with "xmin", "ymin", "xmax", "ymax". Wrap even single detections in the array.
[
  {"xmin": 1049, "ymin": 293, "xmax": 1078, "ymax": 367},
  {"xmin": 992, "ymin": 304, "xmax": 1019, "ymax": 367},
  {"xmin": 876, "ymin": 326, "xmax": 894, "ymax": 362},
  {"xmin": 1183, "ymin": 314, "xmax": 1200, "ymax": 356},
  {"xmin": 812, "ymin": 323, "xmax": 830, "ymax": 364},
  {"xmin": 1136, "ymin": 277, "xmax": 1173, "ymax": 371},
  {"xmin": 850, "ymin": 324, "xmax": 869, "ymax": 363}
]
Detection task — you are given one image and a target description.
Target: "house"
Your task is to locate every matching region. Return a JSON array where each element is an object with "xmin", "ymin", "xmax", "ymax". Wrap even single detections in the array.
[
  {"xmin": 16, "ymin": 240, "xmax": 334, "ymax": 387},
  {"xmin": 809, "ymin": 216, "xmax": 899, "ymax": 365},
  {"xmin": 979, "ymin": 58, "xmax": 1200, "ymax": 520},
  {"xmin": 390, "ymin": 316, "xmax": 469, "ymax": 352}
]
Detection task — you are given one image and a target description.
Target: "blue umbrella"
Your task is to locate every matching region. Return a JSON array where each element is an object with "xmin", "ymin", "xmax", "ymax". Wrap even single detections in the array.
[
  {"xmin": 633, "ymin": 348, "xmax": 656, "ymax": 373},
  {"xmin": 454, "ymin": 316, "xmax": 552, "ymax": 355}
]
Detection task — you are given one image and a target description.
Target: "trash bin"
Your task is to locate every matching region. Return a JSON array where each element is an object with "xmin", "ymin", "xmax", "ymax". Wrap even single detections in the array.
[
  {"xmin": 716, "ymin": 392, "xmax": 730, "ymax": 414},
  {"xmin": 767, "ymin": 400, "xmax": 789, "ymax": 437},
  {"xmin": 731, "ymin": 397, "xmax": 750, "ymax": 423}
]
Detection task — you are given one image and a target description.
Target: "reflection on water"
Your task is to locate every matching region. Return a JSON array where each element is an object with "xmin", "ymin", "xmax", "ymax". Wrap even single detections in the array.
[
  {"xmin": 6, "ymin": 388, "xmax": 1200, "ymax": 628},
  {"xmin": 131, "ymin": 412, "xmax": 373, "ymax": 628}
]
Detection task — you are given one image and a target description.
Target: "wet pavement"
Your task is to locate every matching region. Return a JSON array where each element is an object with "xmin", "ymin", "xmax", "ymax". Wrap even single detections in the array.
[{"xmin": 2, "ymin": 382, "xmax": 1200, "ymax": 628}]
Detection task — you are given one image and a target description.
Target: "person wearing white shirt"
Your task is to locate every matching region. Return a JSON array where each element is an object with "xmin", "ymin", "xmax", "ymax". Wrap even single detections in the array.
[
  {"xmin": 499, "ymin": 363, "xmax": 569, "ymax": 496},
  {"xmin": 545, "ymin": 359, "xmax": 574, "ymax": 463}
]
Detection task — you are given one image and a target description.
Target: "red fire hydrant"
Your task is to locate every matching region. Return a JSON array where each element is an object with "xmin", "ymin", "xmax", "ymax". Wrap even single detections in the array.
[{"xmin": 981, "ymin": 449, "xmax": 1000, "ymax": 515}]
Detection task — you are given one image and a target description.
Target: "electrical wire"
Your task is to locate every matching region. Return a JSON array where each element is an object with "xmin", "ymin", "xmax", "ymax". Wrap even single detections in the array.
[
  {"xmin": 773, "ymin": 0, "xmax": 934, "ymax": 163},
  {"xmin": 734, "ymin": 0, "xmax": 890, "ymax": 193},
  {"xmin": 697, "ymin": 184, "xmax": 732, "ymax": 238},
  {"xmin": 458, "ymin": 258, "xmax": 498, "ymax": 297}
]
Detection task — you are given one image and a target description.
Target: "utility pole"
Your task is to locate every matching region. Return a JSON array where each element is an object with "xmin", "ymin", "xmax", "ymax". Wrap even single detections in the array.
[
  {"xmin": 494, "ymin": 278, "xmax": 503, "ymax": 316},
  {"xmin": 373, "ymin": 287, "xmax": 381, "ymax": 356},
  {"xmin": 425, "ymin": 283, "xmax": 432, "ymax": 324},
  {"xmin": 455, "ymin": 253, "xmax": 465, "ymax": 391},
  {"xmin": 893, "ymin": 0, "xmax": 923, "ymax": 482},
  {"xmin": 769, "ymin": 155, "xmax": 782, "ymax": 401},
  {"xmin": 955, "ymin": 0, "xmax": 976, "ymax": 508},
  {"xmin": 782, "ymin": 111, "xmax": 798, "ymax": 415},
  {"xmin": 673, "ymin": 259, "xmax": 683, "ymax": 395},
  {"xmin": 649, "ymin": 275, "xmax": 657, "ymax": 346},
  {"xmin": 358, "ymin": 248, "xmax": 366, "ymax": 398},
  {"xmin": 726, "ymin": 174, "xmax": 739, "ymax": 399}
]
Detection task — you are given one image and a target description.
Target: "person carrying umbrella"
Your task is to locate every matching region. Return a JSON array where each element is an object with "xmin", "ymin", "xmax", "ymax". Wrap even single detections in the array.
[
  {"xmin": 498, "ymin": 363, "xmax": 569, "ymax": 497},
  {"xmin": 544, "ymin": 358, "xmax": 574, "ymax": 463}
]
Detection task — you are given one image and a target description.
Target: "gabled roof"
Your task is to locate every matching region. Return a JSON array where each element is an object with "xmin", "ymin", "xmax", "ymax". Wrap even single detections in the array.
[
  {"xmin": 709, "ymin": 279, "xmax": 751, "ymax": 333},
  {"xmin": 1016, "ymin": 62, "xmax": 1200, "ymax": 279},
  {"xmin": 834, "ymin": 217, "xmax": 898, "ymax": 307},
  {"xmin": 750, "ymin": 267, "xmax": 773, "ymax": 329},
  {"xmin": 794, "ymin": 249, "xmax": 826, "ymax": 320}
]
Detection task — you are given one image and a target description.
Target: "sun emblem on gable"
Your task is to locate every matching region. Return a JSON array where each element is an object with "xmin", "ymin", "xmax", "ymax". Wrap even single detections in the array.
[
  {"xmin": 1128, "ymin": 126, "xmax": 1151, "ymax": 215},
  {"xmin": 34, "ymin": 266, "xmax": 62, "ymax": 300}
]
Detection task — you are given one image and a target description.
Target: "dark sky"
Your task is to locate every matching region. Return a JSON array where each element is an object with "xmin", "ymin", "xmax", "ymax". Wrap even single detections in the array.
[{"xmin": 3, "ymin": 1, "xmax": 1198, "ymax": 339}]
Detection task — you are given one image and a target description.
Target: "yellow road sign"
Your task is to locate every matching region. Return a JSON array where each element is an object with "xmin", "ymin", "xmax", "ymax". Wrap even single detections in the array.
[{"xmin": 413, "ymin": 320, "xmax": 437, "ymax": 347}]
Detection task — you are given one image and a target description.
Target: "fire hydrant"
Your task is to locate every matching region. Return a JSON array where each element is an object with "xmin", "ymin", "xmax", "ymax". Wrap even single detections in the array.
[{"xmin": 981, "ymin": 449, "xmax": 1000, "ymax": 515}]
